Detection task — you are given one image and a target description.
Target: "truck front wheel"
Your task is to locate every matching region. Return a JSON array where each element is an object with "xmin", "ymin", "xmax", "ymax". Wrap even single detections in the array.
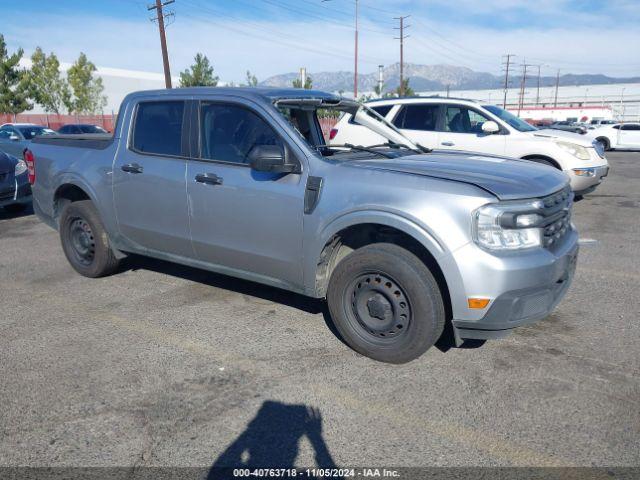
[
  {"xmin": 327, "ymin": 243, "xmax": 445, "ymax": 364},
  {"xmin": 59, "ymin": 200, "xmax": 120, "ymax": 278}
]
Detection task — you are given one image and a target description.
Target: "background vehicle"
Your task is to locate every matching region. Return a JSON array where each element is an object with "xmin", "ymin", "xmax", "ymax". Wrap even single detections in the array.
[
  {"xmin": 28, "ymin": 88, "xmax": 577, "ymax": 364},
  {"xmin": 0, "ymin": 123, "xmax": 56, "ymax": 158},
  {"xmin": 588, "ymin": 123, "xmax": 640, "ymax": 151},
  {"xmin": 589, "ymin": 119, "xmax": 617, "ymax": 127},
  {"xmin": 0, "ymin": 151, "xmax": 31, "ymax": 212},
  {"xmin": 331, "ymin": 97, "xmax": 609, "ymax": 196},
  {"xmin": 57, "ymin": 124, "xmax": 109, "ymax": 134},
  {"xmin": 548, "ymin": 121, "xmax": 587, "ymax": 134}
]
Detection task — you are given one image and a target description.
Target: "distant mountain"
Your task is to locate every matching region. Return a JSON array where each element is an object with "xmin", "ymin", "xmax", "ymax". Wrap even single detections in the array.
[{"xmin": 260, "ymin": 63, "xmax": 640, "ymax": 93}]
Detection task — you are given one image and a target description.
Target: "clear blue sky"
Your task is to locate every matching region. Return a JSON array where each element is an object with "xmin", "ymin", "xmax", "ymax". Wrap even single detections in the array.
[{"xmin": 1, "ymin": 0, "xmax": 639, "ymax": 82}]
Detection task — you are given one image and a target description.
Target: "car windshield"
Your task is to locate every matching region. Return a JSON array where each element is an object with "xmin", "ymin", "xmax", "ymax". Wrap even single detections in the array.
[
  {"xmin": 483, "ymin": 105, "xmax": 537, "ymax": 132},
  {"xmin": 275, "ymin": 99, "xmax": 425, "ymax": 157},
  {"xmin": 18, "ymin": 126, "xmax": 56, "ymax": 140}
]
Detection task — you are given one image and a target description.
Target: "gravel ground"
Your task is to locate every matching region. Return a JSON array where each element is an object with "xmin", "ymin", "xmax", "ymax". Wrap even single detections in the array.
[{"xmin": 1, "ymin": 152, "xmax": 638, "ymax": 470}]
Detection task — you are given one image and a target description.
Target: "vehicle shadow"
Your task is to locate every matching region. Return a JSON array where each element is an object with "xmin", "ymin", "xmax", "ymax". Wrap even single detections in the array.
[
  {"xmin": 0, "ymin": 203, "xmax": 33, "ymax": 221},
  {"xmin": 121, "ymin": 255, "xmax": 345, "ymax": 341},
  {"xmin": 208, "ymin": 400, "xmax": 341, "ymax": 479}
]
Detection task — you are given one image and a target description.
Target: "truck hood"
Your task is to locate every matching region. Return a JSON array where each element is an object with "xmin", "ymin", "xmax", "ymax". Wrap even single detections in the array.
[
  {"xmin": 527, "ymin": 128, "xmax": 595, "ymax": 147},
  {"xmin": 345, "ymin": 151, "xmax": 569, "ymax": 200}
]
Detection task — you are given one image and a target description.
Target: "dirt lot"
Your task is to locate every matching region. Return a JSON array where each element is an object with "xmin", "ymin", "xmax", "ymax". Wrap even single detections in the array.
[{"xmin": 1, "ymin": 152, "xmax": 639, "ymax": 470}]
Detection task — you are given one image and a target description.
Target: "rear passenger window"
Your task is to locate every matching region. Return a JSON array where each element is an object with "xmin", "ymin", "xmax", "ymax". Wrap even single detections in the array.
[
  {"xmin": 199, "ymin": 103, "xmax": 283, "ymax": 164},
  {"xmin": 393, "ymin": 104, "xmax": 439, "ymax": 131},
  {"xmin": 132, "ymin": 101, "xmax": 185, "ymax": 156}
]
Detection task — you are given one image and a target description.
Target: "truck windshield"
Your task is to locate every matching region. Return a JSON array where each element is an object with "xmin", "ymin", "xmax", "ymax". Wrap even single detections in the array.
[
  {"xmin": 276, "ymin": 99, "xmax": 426, "ymax": 156},
  {"xmin": 484, "ymin": 105, "xmax": 537, "ymax": 132}
]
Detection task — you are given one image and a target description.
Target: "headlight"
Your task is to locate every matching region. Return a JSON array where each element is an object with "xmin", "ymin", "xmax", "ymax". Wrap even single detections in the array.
[
  {"xmin": 473, "ymin": 200, "xmax": 544, "ymax": 251},
  {"xmin": 14, "ymin": 159, "xmax": 28, "ymax": 176},
  {"xmin": 555, "ymin": 141, "xmax": 590, "ymax": 160}
]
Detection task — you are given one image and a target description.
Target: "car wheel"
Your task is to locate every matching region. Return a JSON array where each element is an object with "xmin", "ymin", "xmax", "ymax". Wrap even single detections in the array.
[
  {"xmin": 596, "ymin": 137, "xmax": 610, "ymax": 151},
  {"xmin": 327, "ymin": 243, "xmax": 445, "ymax": 364},
  {"xmin": 59, "ymin": 200, "xmax": 120, "ymax": 278}
]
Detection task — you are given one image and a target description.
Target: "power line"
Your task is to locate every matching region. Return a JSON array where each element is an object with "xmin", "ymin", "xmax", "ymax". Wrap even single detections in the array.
[{"xmin": 148, "ymin": 0, "xmax": 175, "ymax": 88}]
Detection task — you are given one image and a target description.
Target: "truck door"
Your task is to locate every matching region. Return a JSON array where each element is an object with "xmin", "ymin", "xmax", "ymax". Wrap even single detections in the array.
[
  {"xmin": 438, "ymin": 105, "xmax": 507, "ymax": 156},
  {"xmin": 186, "ymin": 100, "xmax": 305, "ymax": 289},
  {"xmin": 391, "ymin": 103, "xmax": 441, "ymax": 150},
  {"xmin": 618, "ymin": 123, "xmax": 640, "ymax": 148},
  {"xmin": 112, "ymin": 99, "xmax": 193, "ymax": 258}
]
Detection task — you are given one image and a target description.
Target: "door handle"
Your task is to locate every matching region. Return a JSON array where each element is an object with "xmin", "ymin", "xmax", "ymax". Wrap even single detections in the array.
[
  {"xmin": 195, "ymin": 173, "xmax": 223, "ymax": 185},
  {"xmin": 121, "ymin": 163, "xmax": 143, "ymax": 174},
  {"xmin": 441, "ymin": 141, "xmax": 455, "ymax": 147}
]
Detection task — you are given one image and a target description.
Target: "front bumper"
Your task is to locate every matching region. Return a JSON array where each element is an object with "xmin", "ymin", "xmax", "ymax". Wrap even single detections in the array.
[
  {"xmin": 567, "ymin": 164, "xmax": 609, "ymax": 196},
  {"xmin": 450, "ymin": 229, "xmax": 579, "ymax": 342}
]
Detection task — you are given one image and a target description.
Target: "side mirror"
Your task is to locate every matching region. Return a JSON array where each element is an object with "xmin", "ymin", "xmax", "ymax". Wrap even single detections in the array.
[
  {"xmin": 248, "ymin": 145, "xmax": 299, "ymax": 174},
  {"xmin": 481, "ymin": 121, "xmax": 500, "ymax": 134},
  {"xmin": 9, "ymin": 134, "xmax": 20, "ymax": 141}
]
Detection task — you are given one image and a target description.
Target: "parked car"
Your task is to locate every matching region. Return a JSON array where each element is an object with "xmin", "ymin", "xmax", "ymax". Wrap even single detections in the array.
[
  {"xmin": 0, "ymin": 123, "xmax": 56, "ymax": 157},
  {"xmin": 331, "ymin": 97, "xmax": 609, "ymax": 197},
  {"xmin": 589, "ymin": 119, "xmax": 616, "ymax": 127},
  {"xmin": 27, "ymin": 88, "xmax": 578, "ymax": 364},
  {"xmin": 587, "ymin": 123, "xmax": 640, "ymax": 151},
  {"xmin": 0, "ymin": 151, "xmax": 31, "ymax": 212},
  {"xmin": 548, "ymin": 121, "xmax": 587, "ymax": 135},
  {"xmin": 58, "ymin": 124, "xmax": 108, "ymax": 134}
]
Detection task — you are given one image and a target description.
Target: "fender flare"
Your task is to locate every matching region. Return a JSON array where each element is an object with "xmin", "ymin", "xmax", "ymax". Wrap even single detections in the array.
[{"xmin": 303, "ymin": 209, "xmax": 465, "ymax": 301}]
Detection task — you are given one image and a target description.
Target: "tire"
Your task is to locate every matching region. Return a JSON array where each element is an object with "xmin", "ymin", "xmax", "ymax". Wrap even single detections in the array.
[
  {"xmin": 596, "ymin": 137, "xmax": 610, "ymax": 151},
  {"xmin": 3, "ymin": 203, "xmax": 27, "ymax": 213},
  {"xmin": 59, "ymin": 200, "xmax": 120, "ymax": 278},
  {"xmin": 327, "ymin": 243, "xmax": 445, "ymax": 364}
]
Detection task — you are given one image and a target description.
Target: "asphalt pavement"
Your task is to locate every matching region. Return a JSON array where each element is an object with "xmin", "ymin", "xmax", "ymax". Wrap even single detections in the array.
[{"xmin": 1, "ymin": 152, "xmax": 638, "ymax": 470}]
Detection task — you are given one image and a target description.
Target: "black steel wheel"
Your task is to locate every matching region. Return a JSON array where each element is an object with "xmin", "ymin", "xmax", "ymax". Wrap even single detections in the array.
[
  {"xmin": 327, "ymin": 243, "xmax": 445, "ymax": 364},
  {"xmin": 59, "ymin": 200, "xmax": 120, "ymax": 278}
]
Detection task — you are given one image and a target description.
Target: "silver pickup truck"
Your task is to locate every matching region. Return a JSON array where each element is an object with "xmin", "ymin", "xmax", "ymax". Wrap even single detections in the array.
[{"xmin": 28, "ymin": 87, "xmax": 578, "ymax": 363}]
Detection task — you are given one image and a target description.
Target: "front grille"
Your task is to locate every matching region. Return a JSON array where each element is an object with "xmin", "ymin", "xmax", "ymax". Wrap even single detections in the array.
[{"xmin": 540, "ymin": 186, "xmax": 573, "ymax": 248}]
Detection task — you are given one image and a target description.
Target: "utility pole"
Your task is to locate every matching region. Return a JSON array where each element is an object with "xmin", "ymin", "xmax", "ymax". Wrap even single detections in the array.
[
  {"xmin": 377, "ymin": 64, "xmax": 384, "ymax": 97},
  {"xmin": 535, "ymin": 64, "xmax": 542, "ymax": 106},
  {"xmin": 322, "ymin": 0, "xmax": 358, "ymax": 98},
  {"xmin": 299, "ymin": 67, "xmax": 307, "ymax": 88},
  {"xmin": 354, "ymin": 0, "xmax": 359, "ymax": 98},
  {"xmin": 501, "ymin": 54, "xmax": 515, "ymax": 108},
  {"xmin": 554, "ymin": 69, "xmax": 561, "ymax": 107},
  {"xmin": 394, "ymin": 15, "xmax": 410, "ymax": 97},
  {"xmin": 148, "ymin": 0, "xmax": 175, "ymax": 89},
  {"xmin": 518, "ymin": 61, "xmax": 533, "ymax": 115},
  {"xmin": 446, "ymin": 85, "xmax": 450, "ymax": 97}
]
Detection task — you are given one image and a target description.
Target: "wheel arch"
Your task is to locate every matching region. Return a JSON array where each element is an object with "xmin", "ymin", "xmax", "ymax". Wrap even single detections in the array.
[
  {"xmin": 53, "ymin": 182, "xmax": 93, "ymax": 223},
  {"xmin": 520, "ymin": 154, "xmax": 562, "ymax": 170},
  {"xmin": 308, "ymin": 212, "xmax": 454, "ymax": 322},
  {"xmin": 594, "ymin": 136, "xmax": 611, "ymax": 151}
]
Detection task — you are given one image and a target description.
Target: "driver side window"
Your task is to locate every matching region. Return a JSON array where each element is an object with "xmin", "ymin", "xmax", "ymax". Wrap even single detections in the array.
[
  {"xmin": 199, "ymin": 103, "xmax": 283, "ymax": 164},
  {"xmin": 444, "ymin": 106, "xmax": 491, "ymax": 134}
]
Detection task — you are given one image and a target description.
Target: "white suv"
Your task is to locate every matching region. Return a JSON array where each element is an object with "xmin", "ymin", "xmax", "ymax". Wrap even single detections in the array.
[{"xmin": 330, "ymin": 97, "xmax": 610, "ymax": 196}]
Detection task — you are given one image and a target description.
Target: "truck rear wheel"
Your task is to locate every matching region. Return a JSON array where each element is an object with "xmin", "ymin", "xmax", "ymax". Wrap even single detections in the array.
[
  {"xmin": 327, "ymin": 243, "xmax": 445, "ymax": 364},
  {"xmin": 59, "ymin": 200, "xmax": 120, "ymax": 278}
]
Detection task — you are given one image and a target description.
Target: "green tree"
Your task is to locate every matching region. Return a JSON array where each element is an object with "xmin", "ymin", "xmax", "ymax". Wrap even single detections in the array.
[
  {"xmin": 245, "ymin": 70, "xmax": 258, "ymax": 87},
  {"xmin": 27, "ymin": 47, "xmax": 70, "ymax": 114},
  {"xmin": 0, "ymin": 34, "xmax": 32, "ymax": 116},
  {"xmin": 395, "ymin": 78, "xmax": 414, "ymax": 97},
  {"xmin": 292, "ymin": 75, "xmax": 312, "ymax": 89},
  {"xmin": 66, "ymin": 52, "xmax": 107, "ymax": 114},
  {"xmin": 179, "ymin": 53, "xmax": 219, "ymax": 87}
]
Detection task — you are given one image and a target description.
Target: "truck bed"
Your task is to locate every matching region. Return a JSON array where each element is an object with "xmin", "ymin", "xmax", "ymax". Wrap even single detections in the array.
[{"xmin": 32, "ymin": 134, "xmax": 115, "ymax": 150}]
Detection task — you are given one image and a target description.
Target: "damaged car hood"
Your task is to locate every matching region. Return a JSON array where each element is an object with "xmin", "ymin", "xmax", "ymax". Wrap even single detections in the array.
[{"xmin": 343, "ymin": 150, "xmax": 569, "ymax": 200}]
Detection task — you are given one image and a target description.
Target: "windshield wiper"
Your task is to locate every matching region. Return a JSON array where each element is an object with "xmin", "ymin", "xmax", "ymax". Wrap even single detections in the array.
[
  {"xmin": 366, "ymin": 141, "xmax": 432, "ymax": 154},
  {"xmin": 315, "ymin": 143, "xmax": 395, "ymax": 159}
]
